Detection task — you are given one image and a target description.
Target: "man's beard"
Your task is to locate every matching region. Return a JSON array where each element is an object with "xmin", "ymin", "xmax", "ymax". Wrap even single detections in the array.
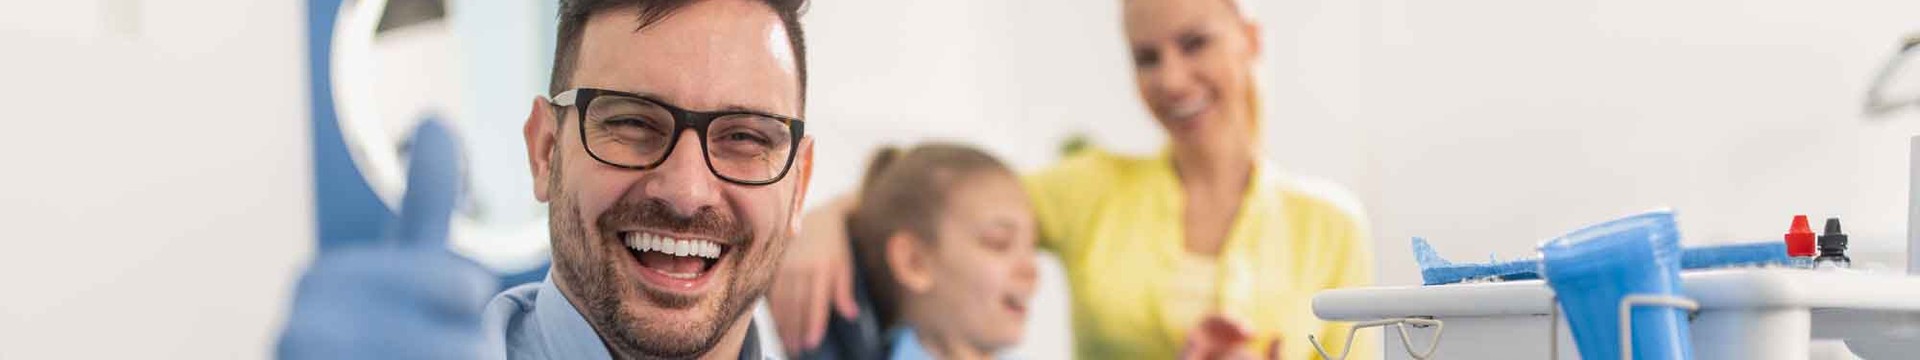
[{"xmin": 548, "ymin": 189, "xmax": 782, "ymax": 359}]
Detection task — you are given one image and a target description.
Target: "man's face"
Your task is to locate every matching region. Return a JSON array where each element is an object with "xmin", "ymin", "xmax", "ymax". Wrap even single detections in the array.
[{"xmin": 524, "ymin": 1, "xmax": 810, "ymax": 358}]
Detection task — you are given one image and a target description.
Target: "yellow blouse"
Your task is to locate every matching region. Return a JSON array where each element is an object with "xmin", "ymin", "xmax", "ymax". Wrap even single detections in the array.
[{"xmin": 1024, "ymin": 148, "xmax": 1377, "ymax": 359}]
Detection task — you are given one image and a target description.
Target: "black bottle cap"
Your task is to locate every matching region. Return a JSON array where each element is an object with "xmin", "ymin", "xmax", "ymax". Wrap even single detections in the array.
[{"xmin": 1817, "ymin": 217, "xmax": 1849, "ymax": 258}]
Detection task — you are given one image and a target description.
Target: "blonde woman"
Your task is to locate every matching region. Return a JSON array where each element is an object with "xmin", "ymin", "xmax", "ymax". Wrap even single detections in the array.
[{"xmin": 772, "ymin": 0, "xmax": 1376, "ymax": 358}]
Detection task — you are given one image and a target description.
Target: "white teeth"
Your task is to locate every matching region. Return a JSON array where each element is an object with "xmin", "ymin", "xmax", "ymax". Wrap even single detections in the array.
[
  {"xmin": 622, "ymin": 232, "xmax": 724, "ymax": 259},
  {"xmin": 1169, "ymin": 95, "xmax": 1209, "ymax": 119}
]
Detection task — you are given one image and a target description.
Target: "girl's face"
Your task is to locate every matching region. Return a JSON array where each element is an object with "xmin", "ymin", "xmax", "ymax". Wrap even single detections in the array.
[
  {"xmin": 1124, "ymin": 0, "xmax": 1260, "ymax": 150},
  {"xmin": 915, "ymin": 171, "xmax": 1038, "ymax": 351}
]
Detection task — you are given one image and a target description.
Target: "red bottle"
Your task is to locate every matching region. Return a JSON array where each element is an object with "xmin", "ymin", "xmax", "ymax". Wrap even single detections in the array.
[{"xmin": 1785, "ymin": 215, "xmax": 1817, "ymax": 258}]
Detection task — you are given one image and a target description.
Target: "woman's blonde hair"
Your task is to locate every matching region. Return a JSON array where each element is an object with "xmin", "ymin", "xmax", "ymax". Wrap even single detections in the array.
[{"xmin": 1224, "ymin": 0, "xmax": 1265, "ymax": 143}]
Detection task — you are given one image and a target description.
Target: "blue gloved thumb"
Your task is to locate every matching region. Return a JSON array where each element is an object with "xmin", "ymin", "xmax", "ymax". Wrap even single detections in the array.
[
  {"xmin": 276, "ymin": 119, "xmax": 498, "ymax": 360},
  {"xmin": 389, "ymin": 119, "xmax": 463, "ymax": 248}
]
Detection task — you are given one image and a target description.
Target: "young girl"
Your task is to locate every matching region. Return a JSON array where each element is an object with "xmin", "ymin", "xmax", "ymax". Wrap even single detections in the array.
[{"xmin": 846, "ymin": 143, "xmax": 1039, "ymax": 360}]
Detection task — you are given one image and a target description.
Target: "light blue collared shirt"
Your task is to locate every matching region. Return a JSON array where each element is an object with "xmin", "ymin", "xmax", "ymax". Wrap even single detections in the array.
[
  {"xmin": 888, "ymin": 327, "xmax": 934, "ymax": 360},
  {"xmin": 886, "ymin": 327, "xmax": 1020, "ymax": 360},
  {"xmin": 483, "ymin": 276, "xmax": 765, "ymax": 360}
]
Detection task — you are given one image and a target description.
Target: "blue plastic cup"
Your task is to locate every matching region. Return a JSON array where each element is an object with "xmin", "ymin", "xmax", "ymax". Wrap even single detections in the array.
[{"xmin": 1539, "ymin": 210, "xmax": 1693, "ymax": 360}]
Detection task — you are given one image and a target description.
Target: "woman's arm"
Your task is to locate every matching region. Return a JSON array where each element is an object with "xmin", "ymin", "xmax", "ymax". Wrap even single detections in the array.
[{"xmin": 768, "ymin": 195, "xmax": 862, "ymax": 355}]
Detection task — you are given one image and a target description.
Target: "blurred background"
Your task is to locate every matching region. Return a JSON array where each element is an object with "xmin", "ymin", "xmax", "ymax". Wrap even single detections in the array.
[{"xmin": 3, "ymin": 0, "xmax": 1919, "ymax": 358}]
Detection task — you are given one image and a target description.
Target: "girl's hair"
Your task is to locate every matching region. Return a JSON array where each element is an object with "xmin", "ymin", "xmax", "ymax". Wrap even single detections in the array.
[{"xmin": 846, "ymin": 143, "xmax": 1015, "ymax": 328}]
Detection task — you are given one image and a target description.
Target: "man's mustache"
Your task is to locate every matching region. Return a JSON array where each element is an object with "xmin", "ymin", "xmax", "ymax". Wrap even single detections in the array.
[{"xmin": 596, "ymin": 198, "xmax": 751, "ymax": 245}]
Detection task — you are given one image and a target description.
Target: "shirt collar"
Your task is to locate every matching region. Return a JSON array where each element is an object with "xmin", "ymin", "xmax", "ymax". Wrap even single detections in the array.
[
  {"xmin": 888, "ymin": 327, "xmax": 935, "ymax": 360},
  {"xmin": 532, "ymin": 278, "xmax": 615, "ymax": 360}
]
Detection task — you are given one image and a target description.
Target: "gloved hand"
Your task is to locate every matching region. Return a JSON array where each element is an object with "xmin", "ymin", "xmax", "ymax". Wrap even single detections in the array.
[{"xmin": 276, "ymin": 120, "xmax": 498, "ymax": 360}]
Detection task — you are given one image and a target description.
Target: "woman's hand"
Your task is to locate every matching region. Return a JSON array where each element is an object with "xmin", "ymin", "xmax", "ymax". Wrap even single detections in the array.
[
  {"xmin": 1180, "ymin": 315, "xmax": 1282, "ymax": 360},
  {"xmin": 769, "ymin": 196, "xmax": 862, "ymax": 355}
]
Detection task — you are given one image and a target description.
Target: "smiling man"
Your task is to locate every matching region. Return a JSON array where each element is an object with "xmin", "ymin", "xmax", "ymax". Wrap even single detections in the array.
[{"xmin": 489, "ymin": 0, "xmax": 812, "ymax": 359}]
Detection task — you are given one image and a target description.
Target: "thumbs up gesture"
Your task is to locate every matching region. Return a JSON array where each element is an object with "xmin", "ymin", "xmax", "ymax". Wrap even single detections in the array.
[{"xmin": 276, "ymin": 120, "xmax": 499, "ymax": 360}]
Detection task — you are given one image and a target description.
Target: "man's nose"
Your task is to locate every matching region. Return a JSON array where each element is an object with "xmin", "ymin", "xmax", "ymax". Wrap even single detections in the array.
[{"xmin": 640, "ymin": 129, "xmax": 724, "ymax": 216}]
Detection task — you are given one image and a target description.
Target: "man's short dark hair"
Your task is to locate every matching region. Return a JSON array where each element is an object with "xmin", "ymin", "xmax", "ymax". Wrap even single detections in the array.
[{"xmin": 550, "ymin": 0, "xmax": 808, "ymax": 103}]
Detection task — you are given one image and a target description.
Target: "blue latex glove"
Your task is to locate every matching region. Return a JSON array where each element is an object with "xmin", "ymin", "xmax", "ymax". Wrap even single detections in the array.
[{"xmin": 277, "ymin": 120, "xmax": 498, "ymax": 359}]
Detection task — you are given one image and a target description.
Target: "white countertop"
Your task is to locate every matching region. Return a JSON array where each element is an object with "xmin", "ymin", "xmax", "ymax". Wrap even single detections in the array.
[{"xmin": 1315, "ymin": 268, "xmax": 1920, "ymax": 320}]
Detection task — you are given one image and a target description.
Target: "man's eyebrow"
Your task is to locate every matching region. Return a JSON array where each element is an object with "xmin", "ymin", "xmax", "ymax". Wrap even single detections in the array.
[
  {"xmin": 618, "ymin": 90, "xmax": 789, "ymax": 116},
  {"xmin": 717, "ymin": 104, "xmax": 781, "ymax": 115}
]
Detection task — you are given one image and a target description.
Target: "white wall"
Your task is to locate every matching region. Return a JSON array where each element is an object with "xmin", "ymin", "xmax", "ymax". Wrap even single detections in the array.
[
  {"xmin": 0, "ymin": 1, "xmax": 309, "ymax": 359},
  {"xmin": 1353, "ymin": 0, "xmax": 1920, "ymax": 286}
]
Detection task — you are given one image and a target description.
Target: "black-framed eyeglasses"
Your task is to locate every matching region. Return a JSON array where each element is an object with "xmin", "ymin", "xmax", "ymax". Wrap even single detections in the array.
[{"xmin": 551, "ymin": 87, "xmax": 806, "ymax": 186}]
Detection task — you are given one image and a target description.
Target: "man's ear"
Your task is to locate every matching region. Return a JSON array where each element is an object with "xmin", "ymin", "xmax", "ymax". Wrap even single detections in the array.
[
  {"xmin": 524, "ymin": 96, "xmax": 558, "ymax": 202},
  {"xmin": 785, "ymin": 137, "xmax": 815, "ymax": 236},
  {"xmin": 885, "ymin": 232, "xmax": 934, "ymax": 294}
]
